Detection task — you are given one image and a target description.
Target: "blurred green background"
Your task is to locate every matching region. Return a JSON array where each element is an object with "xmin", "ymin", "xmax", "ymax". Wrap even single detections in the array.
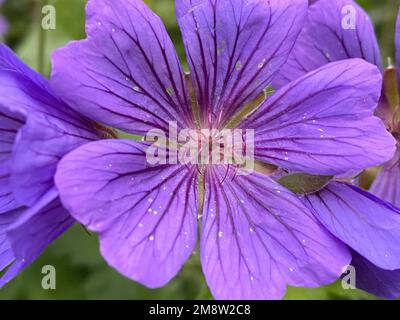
[{"xmin": 0, "ymin": 0, "xmax": 398, "ymax": 300}]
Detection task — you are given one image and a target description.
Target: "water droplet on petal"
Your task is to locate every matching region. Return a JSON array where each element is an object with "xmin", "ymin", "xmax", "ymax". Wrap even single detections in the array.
[
  {"xmin": 149, "ymin": 235, "xmax": 155, "ymax": 241},
  {"xmin": 258, "ymin": 59, "xmax": 266, "ymax": 69}
]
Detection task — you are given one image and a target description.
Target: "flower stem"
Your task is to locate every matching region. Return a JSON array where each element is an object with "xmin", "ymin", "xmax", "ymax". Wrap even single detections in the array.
[{"xmin": 37, "ymin": 0, "xmax": 48, "ymax": 75}]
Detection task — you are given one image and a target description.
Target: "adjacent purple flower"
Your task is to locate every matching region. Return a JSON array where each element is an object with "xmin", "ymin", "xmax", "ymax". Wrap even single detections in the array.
[
  {"xmin": 0, "ymin": 44, "xmax": 101, "ymax": 287},
  {"xmin": 273, "ymin": 0, "xmax": 400, "ymax": 298},
  {"xmin": 50, "ymin": 0, "xmax": 395, "ymax": 299}
]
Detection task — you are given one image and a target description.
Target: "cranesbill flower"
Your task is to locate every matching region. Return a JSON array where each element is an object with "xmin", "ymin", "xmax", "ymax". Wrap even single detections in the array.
[
  {"xmin": 0, "ymin": 44, "xmax": 102, "ymax": 286},
  {"xmin": 51, "ymin": 0, "xmax": 395, "ymax": 299},
  {"xmin": 272, "ymin": 0, "xmax": 400, "ymax": 298}
]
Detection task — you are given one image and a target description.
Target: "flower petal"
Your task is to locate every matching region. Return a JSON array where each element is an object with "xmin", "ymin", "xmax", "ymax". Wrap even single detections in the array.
[
  {"xmin": 241, "ymin": 59, "xmax": 395, "ymax": 176},
  {"xmin": 303, "ymin": 182, "xmax": 400, "ymax": 270},
  {"xmin": 176, "ymin": 0, "xmax": 307, "ymax": 127},
  {"xmin": 0, "ymin": 188, "xmax": 73, "ymax": 288},
  {"xmin": 9, "ymin": 115, "xmax": 96, "ymax": 207},
  {"xmin": 51, "ymin": 0, "xmax": 193, "ymax": 135},
  {"xmin": 201, "ymin": 166, "xmax": 350, "ymax": 300},
  {"xmin": 351, "ymin": 250, "xmax": 400, "ymax": 299},
  {"xmin": 0, "ymin": 106, "xmax": 25, "ymax": 213},
  {"xmin": 273, "ymin": 0, "xmax": 381, "ymax": 88},
  {"xmin": 0, "ymin": 44, "xmax": 91, "ymax": 125},
  {"xmin": 0, "ymin": 210, "xmax": 19, "ymax": 272},
  {"xmin": 55, "ymin": 139, "xmax": 198, "ymax": 288},
  {"xmin": 370, "ymin": 148, "xmax": 400, "ymax": 208},
  {"xmin": 0, "ymin": 44, "xmax": 99, "ymax": 206}
]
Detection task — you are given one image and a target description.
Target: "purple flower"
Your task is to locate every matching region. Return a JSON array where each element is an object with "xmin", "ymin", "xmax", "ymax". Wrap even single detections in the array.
[
  {"xmin": 50, "ymin": 0, "xmax": 395, "ymax": 299},
  {"xmin": 273, "ymin": 0, "xmax": 400, "ymax": 298},
  {"xmin": 0, "ymin": 44, "xmax": 102, "ymax": 287}
]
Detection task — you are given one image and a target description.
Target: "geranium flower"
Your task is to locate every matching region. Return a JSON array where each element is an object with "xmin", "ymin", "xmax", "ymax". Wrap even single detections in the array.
[
  {"xmin": 51, "ymin": 0, "xmax": 395, "ymax": 299},
  {"xmin": 272, "ymin": 0, "xmax": 400, "ymax": 298},
  {"xmin": 0, "ymin": 45, "xmax": 104, "ymax": 287}
]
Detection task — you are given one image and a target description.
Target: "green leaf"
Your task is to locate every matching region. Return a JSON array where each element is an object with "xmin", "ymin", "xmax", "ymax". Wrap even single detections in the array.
[{"xmin": 278, "ymin": 173, "xmax": 333, "ymax": 195}]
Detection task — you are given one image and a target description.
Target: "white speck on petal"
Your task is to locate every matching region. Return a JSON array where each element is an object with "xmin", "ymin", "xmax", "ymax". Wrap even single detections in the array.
[{"xmin": 149, "ymin": 235, "xmax": 155, "ymax": 241}]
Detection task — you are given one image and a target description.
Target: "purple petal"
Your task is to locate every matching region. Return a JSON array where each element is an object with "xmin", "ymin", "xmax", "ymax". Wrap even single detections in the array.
[
  {"xmin": 0, "ymin": 106, "xmax": 25, "ymax": 213},
  {"xmin": 241, "ymin": 59, "xmax": 395, "ymax": 176},
  {"xmin": 201, "ymin": 166, "xmax": 350, "ymax": 300},
  {"xmin": 55, "ymin": 139, "xmax": 198, "ymax": 288},
  {"xmin": 0, "ymin": 210, "xmax": 20, "ymax": 272},
  {"xmin": 0, "ymin": 45, "xmax": 99, "ymax": 206},
  {"xmin": 370, "ymin": 148, "xmax": 400, "ymax": 208},
  {"xmin": 0, "ymin": 44, "xmax": 87, "ymax": 124},
  {"xmin": 9, "ymin": 115, "xmax": 96, "ymax": 207},
  {"xmin": 51, "ymin": 0, "xmax": 193, "ymax": 135},
  {"xmin": 176, "ymin": 0, "xmax": 307, "ymax": 127},
  {"xmin": 0, "ymin": 188, "xmax": 74, "ymax": 288},
  {"xmin": 274, "ymin": 0, "xmax": 381, "ymax": 88},
  {"xmin": 303, "ymin": 182, "xmax": 400, "ymax": 270},
  {"xmin": 351, "ymin": 250, "xmax": 400, "ymax": 299}
]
